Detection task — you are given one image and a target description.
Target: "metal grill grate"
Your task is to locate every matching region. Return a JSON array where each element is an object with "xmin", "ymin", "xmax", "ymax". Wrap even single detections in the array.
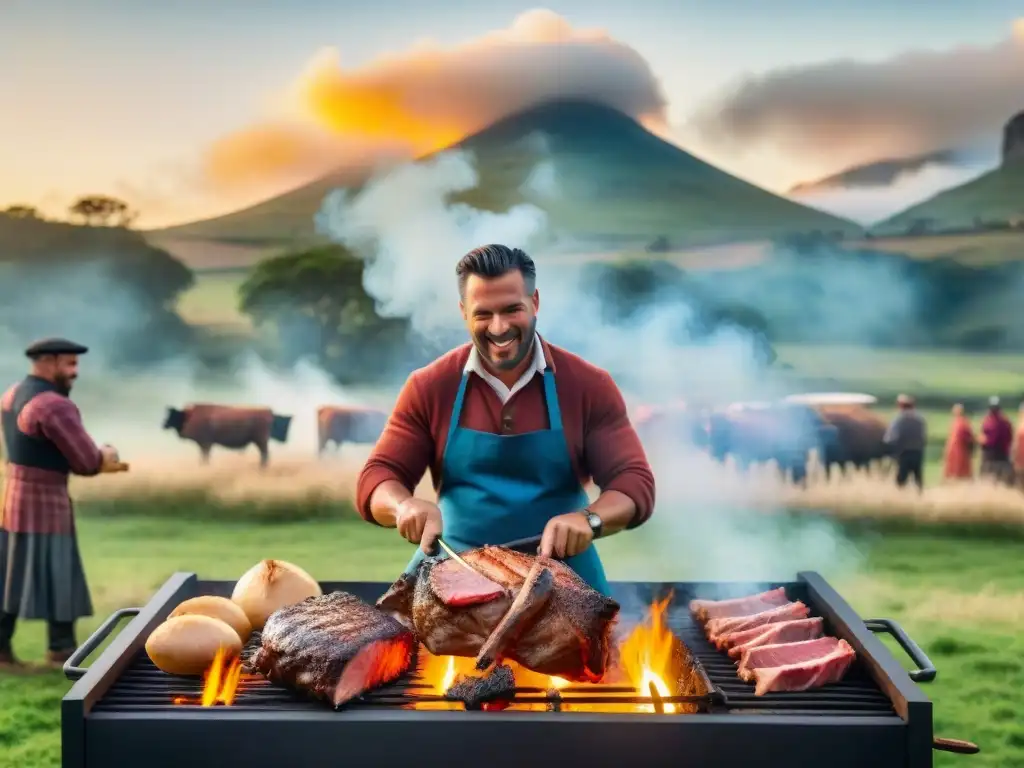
[{"xmin": 92, "ymin": 598, "xmax": 896, "ymax": 717}]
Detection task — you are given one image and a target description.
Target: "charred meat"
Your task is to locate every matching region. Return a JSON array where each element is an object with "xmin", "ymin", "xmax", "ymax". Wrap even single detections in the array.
[
  {"xmin": 248, "ymin": 591, "xmax": 416, "ymax": 707},
  {"xmin": 446, "ymin": 664, "xmax": 517, "ymax": 709},
  {"xmin": 377, "ymin": 545, "xmax": 620, "ymax": 682}
]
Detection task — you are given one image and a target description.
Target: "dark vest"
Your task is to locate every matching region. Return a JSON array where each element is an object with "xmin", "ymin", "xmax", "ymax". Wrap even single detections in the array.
[{"xmin": 1, "ymin": 376, "xmax": 71, "ymax": 473}]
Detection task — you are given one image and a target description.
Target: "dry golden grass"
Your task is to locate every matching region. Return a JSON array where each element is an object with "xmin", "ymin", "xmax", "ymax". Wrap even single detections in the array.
[
  {"xmin": 54, "ymin": 445, "xmax": 1024, "ymax": 528},
  {"xmin": 65, "ymin": 448, "xmax": 437, "ymax": 505}
]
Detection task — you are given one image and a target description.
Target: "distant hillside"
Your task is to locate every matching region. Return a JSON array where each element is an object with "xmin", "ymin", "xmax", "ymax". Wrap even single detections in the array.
[
  {"xmin": 877, "ymin": 111, "xmax": 1024, "ymax": 234},
  {"xmin": 149, "ymin": 100, "xmax": 859, "ymax": 258},
  {"xmin": 874, "ymin": 162, "xmax": 1024, "ymax": 233},
  {"xmin": 789, "ymin": 150, "xmax": 958, "ymax": 195}
]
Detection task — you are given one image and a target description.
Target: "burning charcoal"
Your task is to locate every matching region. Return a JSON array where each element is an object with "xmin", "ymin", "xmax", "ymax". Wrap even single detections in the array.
[{"xmin": 446, "ymin": 664, "xmax": 516, "ymax": 709}]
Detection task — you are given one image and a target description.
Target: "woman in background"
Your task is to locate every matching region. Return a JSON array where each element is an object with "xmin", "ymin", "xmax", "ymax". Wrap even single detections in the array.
[{"xmin": 942, "ymin": 403, "xmax": 975, "ymax": 481}]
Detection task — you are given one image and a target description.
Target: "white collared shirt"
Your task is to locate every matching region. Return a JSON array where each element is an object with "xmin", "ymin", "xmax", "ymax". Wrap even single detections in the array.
[{"xmin": 464, "ymin": 334, "xmax": 546, "ymax": 405}]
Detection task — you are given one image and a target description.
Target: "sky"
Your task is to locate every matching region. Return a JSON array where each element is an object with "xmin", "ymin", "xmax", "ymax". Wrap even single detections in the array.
[{"xmin": 2, "ymin": 0, "xmax": 1021, "ymax": 228}]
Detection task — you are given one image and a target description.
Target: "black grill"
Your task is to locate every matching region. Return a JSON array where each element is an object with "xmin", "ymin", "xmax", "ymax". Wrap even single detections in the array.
[{"xmin": 62, "ymin": 571, "xmax": 957, "ymax": 768}]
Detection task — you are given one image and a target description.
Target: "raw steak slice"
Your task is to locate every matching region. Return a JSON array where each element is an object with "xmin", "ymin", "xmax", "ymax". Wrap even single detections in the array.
[
  {"xmin": 737, "ymin": 636, "xmax": 842, "ymax": 682},
  {"xmin": 249, "ymin": 591, "xmax": 416, "ymax": 708},
  {"xmin": 447, "ymin": 663, "xmax": 516, "ymax": 709},
  {"xmin": 752, "ymin": 639, "xmax": 856, "ymax": 696},
  {"xmin": 727, "ymin": 618, "xmax": 824, "ymax": 659},
  {"xmin": 708, "ymin": 601, "xmax": 810, "ymax": 648},
  {"xmin": 690, "ymin": 587, "xmax": 789, "ymax": 623},
  {"xmin": 431, "ymin": 563, "xmax": 508, "ymax": 607},
  {"xmin": 377, "ymin": 546, "xmax": 619, "ymax": 682}
]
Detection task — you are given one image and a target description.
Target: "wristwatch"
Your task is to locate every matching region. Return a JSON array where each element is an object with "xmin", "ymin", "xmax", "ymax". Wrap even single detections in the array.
[{"xmin": 583, "ymin": 509, "xmax": 603, "ymax": 539}]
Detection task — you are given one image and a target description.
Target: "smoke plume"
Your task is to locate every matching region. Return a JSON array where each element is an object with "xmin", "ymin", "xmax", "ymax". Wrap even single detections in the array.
[{"xmin": 315, "ymin": 148, "xmax": 865, "ymax": 583}]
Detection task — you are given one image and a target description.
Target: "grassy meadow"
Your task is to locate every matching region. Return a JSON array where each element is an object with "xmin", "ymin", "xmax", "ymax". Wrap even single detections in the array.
[
  {"xmin": 2, "ymin": 237, "xmax": 1022, "ymax": 767},
  {"xmin": 0, "ymin": 500, "xmax": 1020, "ymax": 767}
]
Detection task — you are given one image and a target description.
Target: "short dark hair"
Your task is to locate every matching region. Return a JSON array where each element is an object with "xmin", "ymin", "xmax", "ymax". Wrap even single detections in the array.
[{"xmin": 456, "ymin": 244, "xmax": 536, "ymax": 298}]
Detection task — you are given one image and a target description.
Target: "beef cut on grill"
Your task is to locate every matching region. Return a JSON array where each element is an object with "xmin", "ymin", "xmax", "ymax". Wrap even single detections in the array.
[
  {"xmin": 248, "ymin": 591, "xmax": 417, "ymax": 707},
  {"xmin": 446, "ymin": 663, "xmax": 517, "ymax": 709},
  {"xmin": 377, "ymin": 545, "xmax": 620, "ymax": 682},
  {"xmin": 690, "ymin": 587, "xmax": 790, "ymax": 623},
  {"xmin": 708, "ymin": 601, "xmax": 811, "ymax": 648},
  {"xmin": 726, "ymin": 618, "xmax": 824, "ymax": 658},
  {"xmin": 748, "ymin": 639, "xmax": 856, "ymax": 697},
  {"xmin": 737, "ymin": 636, "xmax": 841, "ymax": 681},
  {"xmin": 691, "ymin": 589, "xmax": 854, "ymax": 696}
]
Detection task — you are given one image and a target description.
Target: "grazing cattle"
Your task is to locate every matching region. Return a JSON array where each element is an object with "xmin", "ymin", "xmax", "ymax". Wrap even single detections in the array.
[
  {"xmin": 815, "ymin": 405, "xmax": 890, "ymax": 477},
  {"xmin": 707, "ymin": 404, "xmax": 838, "ymax": 485},
  {"xmin": 317, "ymin": 405, "xmax": 389, "ymax": 455},
  {"xmin": 163, "ymin": 404, "xmax": 292, "ymax": 467}
]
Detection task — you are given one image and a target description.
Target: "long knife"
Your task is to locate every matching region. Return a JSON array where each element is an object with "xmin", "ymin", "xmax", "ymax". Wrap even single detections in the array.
[{"xmin": 434, "ymin": 537, "xmax": 491, "ymax": 578}]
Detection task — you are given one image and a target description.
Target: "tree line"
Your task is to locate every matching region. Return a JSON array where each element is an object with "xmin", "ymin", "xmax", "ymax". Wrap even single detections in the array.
[{"xmin": 3, "ymin": 195, "xmax": 137, "ymax": 227}]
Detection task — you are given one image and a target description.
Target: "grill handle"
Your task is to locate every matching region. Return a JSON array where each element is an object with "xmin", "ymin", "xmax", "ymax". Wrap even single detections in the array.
[
  {"xmin": 864, "ymin": 617, "xmax": 937, "ymax": 683},
  {"xmin": 63, "ymin": 607, "xmax": 141, "ymax": 681}
]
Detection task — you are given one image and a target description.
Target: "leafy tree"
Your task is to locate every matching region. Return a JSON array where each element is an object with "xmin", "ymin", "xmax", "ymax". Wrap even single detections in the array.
[
  {"xmin": 2, "ymin": 204, "xmax": 39, "ymax": 219},
  {"xmin": 239, "ymin": 245, "xmax": 410, "ymax": 381},
  {"xmin": 67, "ymin": 195, "xmax": 137, "ymax": 227}
]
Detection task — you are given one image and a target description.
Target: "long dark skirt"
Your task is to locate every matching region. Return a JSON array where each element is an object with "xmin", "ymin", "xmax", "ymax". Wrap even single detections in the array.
[{"xmin": 0, "ymin": 529, "xmax": 93, "ymax": 621}]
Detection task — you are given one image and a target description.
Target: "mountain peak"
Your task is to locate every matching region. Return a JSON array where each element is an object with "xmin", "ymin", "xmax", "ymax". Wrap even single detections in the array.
[{"xmin": 1003, "ymin": 111, "xmax": 1024, "ymax": 166}]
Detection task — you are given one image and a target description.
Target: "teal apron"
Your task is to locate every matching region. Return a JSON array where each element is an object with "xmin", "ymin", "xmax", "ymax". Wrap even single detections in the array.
[{"xmin": 404, "ymin": 367, "xmax": 611, "ymax": 596}]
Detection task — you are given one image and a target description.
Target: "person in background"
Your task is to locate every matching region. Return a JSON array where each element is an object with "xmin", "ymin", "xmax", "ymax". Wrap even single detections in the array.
[
  {"xmin": 1014, "ymin": 403, "xmax": 1024, "ymax": 489},
  {"xmin": 942, "ymin": 404, "xmax": 975, "ymax": 481},
  {"xmin": 0, "ymin": 338, "xmax": 122, "ymax": 669},
  {"xmin": 979, "ymin": 396, "xmax": 1014, "ymax": 486},
  {"xmin": 883, "ymin": 394, "xmax": 927, "ymax": 491}
]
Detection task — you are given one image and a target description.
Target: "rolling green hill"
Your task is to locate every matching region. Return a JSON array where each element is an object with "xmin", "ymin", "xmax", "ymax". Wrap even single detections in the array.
[
  {"xmin": 148, "ymin": 100, "xmax": 860, "ymax": 259},
  {"xmin": 875, "ymin": 161, "xmax": 1024, "ymax": 233}
]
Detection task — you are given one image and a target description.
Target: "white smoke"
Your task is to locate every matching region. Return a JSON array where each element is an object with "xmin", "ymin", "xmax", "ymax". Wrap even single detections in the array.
[{"xmin": 315, "ymin": 149, "xmax": 864, "ymax": 583}]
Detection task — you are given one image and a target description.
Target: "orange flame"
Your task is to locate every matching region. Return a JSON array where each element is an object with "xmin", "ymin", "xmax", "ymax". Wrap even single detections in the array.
[
  {"xmin": 172, "ymin": 647, "xmax": 245, "ymax": 707},
  {"xmin": 415, "ymin": 596, "xmax": 680, "ymax": 713},
  {"xmin": 618, "ymin": 594, "xmax": 678, "ymax": 713}
]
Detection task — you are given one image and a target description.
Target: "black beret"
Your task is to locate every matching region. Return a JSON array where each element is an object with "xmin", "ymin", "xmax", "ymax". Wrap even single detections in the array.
[{"xmin": 25, "ymin": 337, "xmax": 89, "ymax": 358}]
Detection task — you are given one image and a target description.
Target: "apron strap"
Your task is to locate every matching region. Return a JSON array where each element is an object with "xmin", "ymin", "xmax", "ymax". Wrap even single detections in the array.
[
  {"xmin": 542, "ymin": 369, "xmax": 564, "ymax": 432},
  {"xmin": 446, "ymin": 373, "xmax": 471, "ymax": 447}
]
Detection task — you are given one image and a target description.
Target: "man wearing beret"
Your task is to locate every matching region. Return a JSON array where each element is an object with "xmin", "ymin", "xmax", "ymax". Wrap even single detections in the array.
[{"xmin": 0, "ymin": 338, "xmax": 121, "ymax": 668}]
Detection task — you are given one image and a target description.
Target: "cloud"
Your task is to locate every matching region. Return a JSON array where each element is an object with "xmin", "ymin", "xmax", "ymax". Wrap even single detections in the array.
[
  {"xmin": 686, "ymin": 20, "xmax": 1024, "ymax": 175},
  {"xmin": 791, "ymin": 161, "xmax": 992, "ymax": 226},
  {"xmin": 203, "ymin": 9, "xmax": 666, "ymax": 192}
]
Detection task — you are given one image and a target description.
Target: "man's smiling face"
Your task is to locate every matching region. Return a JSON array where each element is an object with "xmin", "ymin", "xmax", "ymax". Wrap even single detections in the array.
[{"xmin": 461, "ymin": 269, "xmax": 539, "ymax": 372}]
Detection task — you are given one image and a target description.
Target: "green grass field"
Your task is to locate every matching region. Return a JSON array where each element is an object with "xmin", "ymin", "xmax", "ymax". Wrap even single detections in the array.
[{"xmin": 0, "ymin": 498, "xmax": 1020, "ymax": 767}]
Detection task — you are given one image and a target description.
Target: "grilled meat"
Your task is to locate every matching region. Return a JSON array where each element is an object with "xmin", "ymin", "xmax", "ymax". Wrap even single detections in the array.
[
  {"xmin": 689, "ymin": 587, "xmax": 790, "ymax": 623},
  {"xmin": 727, "ymin": 618, "xmax": 825, "ymax": 659},
  {"xmin": 377, "ymin": 545, "xmax": 620, "ymax": 682},
  {"xmin": 737, "ymin": 636, "xmax": 841, "ymax": 682},
  {"xmin": 248, "ymin": 591, "xmax": 417, "ymax": 707},
  {"xmin": 709, "ymin": 601, "xmax": 811, "ymax": 649},
  {"xmin": 752, "ymin": 639, "xmax": 856, "ymax": 696},
  {"xmin": 446, "ymin": 663, "xmax": 516, "ymax": 710}
]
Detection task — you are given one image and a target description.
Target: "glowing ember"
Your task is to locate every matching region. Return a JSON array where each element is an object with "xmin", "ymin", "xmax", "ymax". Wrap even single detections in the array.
[
  {"xmin": 619, "ymin": 593, "xmax": 678, "ymax": 713},
  {"xmin": 172, "ymin": 647, "xmax": 246, "ymax": 707}
]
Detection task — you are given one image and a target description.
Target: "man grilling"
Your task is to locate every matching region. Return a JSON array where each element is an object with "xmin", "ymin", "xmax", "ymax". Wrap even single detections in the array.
[
  {"xmin": 0, "ymin": 338, "xmax": 121, "ymax": 668},
  {"xmin": 356, "ymin": 245, "xmax": 655, "ymax": 596}
]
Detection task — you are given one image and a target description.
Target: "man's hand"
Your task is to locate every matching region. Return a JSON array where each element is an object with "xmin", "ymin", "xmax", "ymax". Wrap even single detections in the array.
[
  {"xmin": 99, "ymin": 445, "xmax": 122, "ymax": 472},
  {"xmin": 395, "ymin": 498, "xmax": 444, "ymax": 554},
  {"xmin": 539, "ymin": 512, "xmax": 594, "ymax": 559}
]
